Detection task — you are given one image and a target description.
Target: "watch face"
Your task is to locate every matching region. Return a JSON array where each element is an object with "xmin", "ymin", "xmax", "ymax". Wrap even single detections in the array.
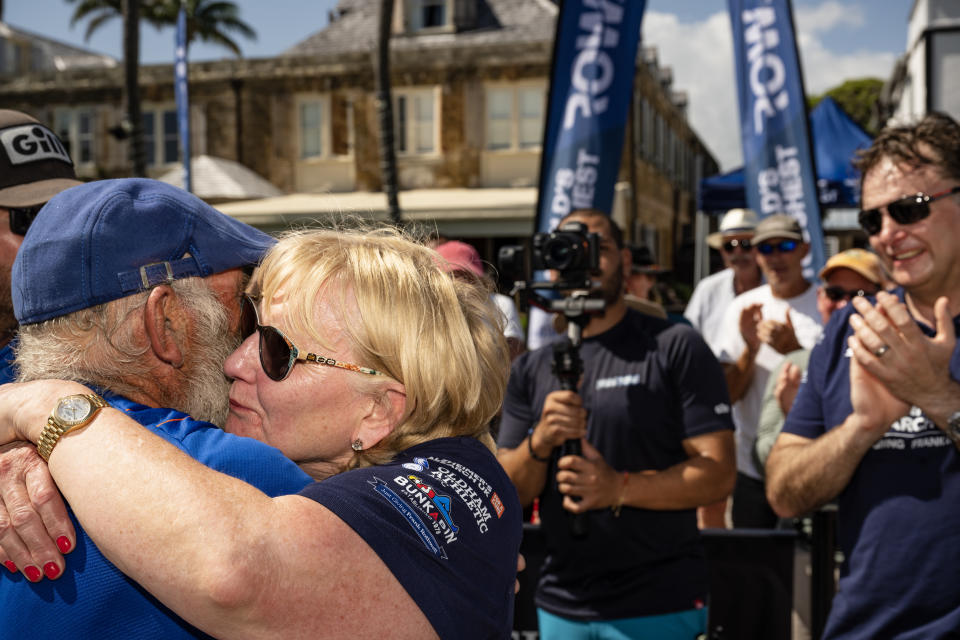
[
  {"xmin": 55, "ymin": 396, "xmax": 93, "ymax": 426},
  {"xmin": 948, "ymin": 412, "xmax": 960, "ymax": 440}
]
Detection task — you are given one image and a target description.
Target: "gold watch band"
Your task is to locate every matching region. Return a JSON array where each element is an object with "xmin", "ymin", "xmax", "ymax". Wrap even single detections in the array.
[{"xmin": 37, "ymin": 394, "xmax": 108, "ymax": 462}]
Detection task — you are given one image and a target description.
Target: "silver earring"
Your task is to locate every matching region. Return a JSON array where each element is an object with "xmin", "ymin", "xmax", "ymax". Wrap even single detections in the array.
[{"xmin": 351, "ymin": 438, "xmax": 363, "ymax": 452}]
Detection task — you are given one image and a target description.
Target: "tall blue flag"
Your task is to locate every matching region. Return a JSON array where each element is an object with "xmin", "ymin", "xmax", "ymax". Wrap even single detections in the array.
[
  {"xmin": 175, "ymin": 6, "xmax": 192, "ymax": 193},
  {"xmin": 728, "ymin": 0, "xmax": 825, "ymax": 277},
  {"xmin": 534, "ymin": 0, "xmax": 646, "ymax": 234},
  {"xmin": 528, "ymin": 0, "xmax": 645, "ymax": 349}
]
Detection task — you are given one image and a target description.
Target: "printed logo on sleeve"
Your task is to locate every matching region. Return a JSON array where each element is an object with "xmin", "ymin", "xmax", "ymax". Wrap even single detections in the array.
[{"xmin": 0, "ymin": 125, "xmax": 71, "ymax": 165}]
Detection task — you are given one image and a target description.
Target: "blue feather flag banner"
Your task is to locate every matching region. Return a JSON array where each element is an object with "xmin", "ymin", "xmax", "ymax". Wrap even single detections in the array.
[
  {"xmin": 728, "ymin": 0, "xmax": 826, "ymax": 277},
  {"xmin": 175, "ymin": 6, "xmax": 192, "ymax": 193},
  {"xmin": 528, "ymin": 0, "xmax": 645, "ymax": 350},
  {"xmin": 534, "ymin": 0, "xmax": 646, "ymax": 235}
]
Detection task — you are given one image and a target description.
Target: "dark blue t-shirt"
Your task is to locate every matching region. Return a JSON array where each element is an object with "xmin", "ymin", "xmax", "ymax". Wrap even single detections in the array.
[
  {"xmin": 498, "ymin": 309, "xmax": 734, "ymax": 620},
  {"xmin": 784, "ymin": 287, "xmax": 960, "ymax": 639},
  {"xmin": 0, "ymin": 339, "xmax": 17, "ymax": 384},
  {"xmin": 0, "ymin": 391, "xmax": 313, "ymax": 639},
  {"xmin": 300, "ymin": 436, "xmax": 523, "ymax": 639}
]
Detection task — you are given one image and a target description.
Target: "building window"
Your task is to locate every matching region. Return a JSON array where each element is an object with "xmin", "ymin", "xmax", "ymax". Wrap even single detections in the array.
[
  {"xmin": 485, "ymin": 84, "xmax": 545, "ymax": 151},
  {"xmin": 518, "ymin": 88, "xmax": 544, "ymax": 148},
  {"xmin": 486, "ymin": 89, "xmax": 512, "ymax": 150},
  {"xmin": 142, "ymin": 107, "xmax": 179, "ymax": 167},
  {"xmin": 0, "ymin": 38, "xmax": 22, "ymax": 75},
  {"xmin": 300, "ymin": 100, "xmax": 324, "ymax": 159},
  {"xmin": 54, "ymin": 108, "xmax": 96, "ymax": 166},
  {"xmin": 407, "ymin": 0, "xmax": 449, "ymax": 31},
  {"xmin": 395, "ymin": 89, "xmax": 437, "ymax": 155}
]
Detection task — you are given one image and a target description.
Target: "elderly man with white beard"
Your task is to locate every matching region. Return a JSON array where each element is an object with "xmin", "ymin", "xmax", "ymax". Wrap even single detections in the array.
[{"xmin": 0, "ymin": 179, "xmax": 311, "ymax": 639}]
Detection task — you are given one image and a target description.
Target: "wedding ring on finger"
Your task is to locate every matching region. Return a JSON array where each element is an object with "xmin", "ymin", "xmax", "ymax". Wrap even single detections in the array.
[{"xmin": 874, "ymin": 345, "xmax": 890, "ymax": 358}]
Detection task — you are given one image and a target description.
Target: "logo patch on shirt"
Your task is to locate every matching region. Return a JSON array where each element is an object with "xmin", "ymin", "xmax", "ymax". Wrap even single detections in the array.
[
  {"xmin": 402, "ymin": 456, "xmax": 430, "ymax": 472},
  {"xmin": 595, "ymin": 374, "xmax": 641, "ymax": 390},
  {"xmin": 873, "ymin": 405, "xmax": 952, "ymax": 451},
  {"xmin": 405, "ymin": 474, "xmax": 460, "ymax": 536},
  {"xmin": 714, "ymin": 403, "xmax": 730, "ymax": 415},
  {"xmin": 368, "ymin": 476, "xmax": 448, "ymax": 558}
]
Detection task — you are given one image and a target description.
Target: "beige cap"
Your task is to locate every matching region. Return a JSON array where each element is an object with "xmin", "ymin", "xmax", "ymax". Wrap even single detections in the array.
[{"xmin": 752, "ymin": 214, "xmax": 804, "ymax": 245}]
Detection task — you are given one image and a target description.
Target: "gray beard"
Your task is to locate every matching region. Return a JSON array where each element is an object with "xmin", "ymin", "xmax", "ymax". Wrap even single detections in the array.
[{"xmin": 170, "ymin": 300, "xmax": 239, "ymax": 428}]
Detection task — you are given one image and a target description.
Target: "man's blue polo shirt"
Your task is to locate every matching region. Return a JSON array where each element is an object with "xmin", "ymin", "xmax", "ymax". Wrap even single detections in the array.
[{"xmin": 0, "ymin": 391, "xmax": 313, "ymax": 639}]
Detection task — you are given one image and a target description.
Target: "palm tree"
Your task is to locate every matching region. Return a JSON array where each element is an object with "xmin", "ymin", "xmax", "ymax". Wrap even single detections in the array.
[
  {"xmin": 68, "ymin": 0, "xmax": 256, "ymax": 57},
  {"xmin": 66, "ymin": 0, "xmax": 256, "ymax": 175},
  {"xmin": 122, "ymin": 0, "xmax": 145, "ymax": 175},
  {"xmin": 375, "ymin": 0, "xmax": 401, "ymax": 224}
]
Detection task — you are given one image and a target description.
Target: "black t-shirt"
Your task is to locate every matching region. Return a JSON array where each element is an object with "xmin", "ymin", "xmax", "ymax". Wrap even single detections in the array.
[
  {"xmin": 300, "ymin": 437, "xmax": 523, "ymax": 639},
  {"xmin": 498, "ymin": 309, "xmax": 733, "ymax": 620}
]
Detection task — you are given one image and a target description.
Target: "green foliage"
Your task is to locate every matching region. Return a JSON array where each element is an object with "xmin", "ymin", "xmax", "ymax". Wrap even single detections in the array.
[
  {"xmin": 807, "ymin": 77, "xmax": 884, "ymax": 135},
  {"xmin": 66, "ymin": 0, "xmax": 256, "ymax": 57}
]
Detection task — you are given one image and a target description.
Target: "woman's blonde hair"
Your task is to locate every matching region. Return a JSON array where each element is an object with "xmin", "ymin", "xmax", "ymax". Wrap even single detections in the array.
[{"xmin": 253, "ymin": 227, "xmax": 510, "ymax": 469}]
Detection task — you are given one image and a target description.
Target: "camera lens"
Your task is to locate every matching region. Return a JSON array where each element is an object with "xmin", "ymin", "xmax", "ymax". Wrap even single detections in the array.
[{"xmin": 543, "ymin": 236, "xmax": 580, "ymax": 270}]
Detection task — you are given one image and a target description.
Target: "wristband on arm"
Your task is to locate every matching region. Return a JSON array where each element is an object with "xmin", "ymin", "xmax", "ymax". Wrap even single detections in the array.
[{"xmin": 526, "ymin": 427, "xmax": 549, "ymax": 463}]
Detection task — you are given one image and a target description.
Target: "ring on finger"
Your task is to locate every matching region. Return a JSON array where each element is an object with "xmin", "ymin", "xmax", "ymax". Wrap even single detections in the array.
[{"xmin": 874, "ymin": 345, "xmax": 890, "ymax": 357}]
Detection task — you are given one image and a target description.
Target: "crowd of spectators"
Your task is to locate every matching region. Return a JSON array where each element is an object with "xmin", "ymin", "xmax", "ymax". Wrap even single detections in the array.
[{"xmin": 1, "ymin": 108, "xmax": 959, "ymax": 639}]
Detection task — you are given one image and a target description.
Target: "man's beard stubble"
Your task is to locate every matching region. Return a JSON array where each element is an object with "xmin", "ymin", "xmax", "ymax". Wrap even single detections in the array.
[
  {"xmin": 172, "ymin": 290, "xmax": 239, "ymax": 429},
  {"xmin": 600, "ymin": 260, "xmax": 625, "ymax": 307}
]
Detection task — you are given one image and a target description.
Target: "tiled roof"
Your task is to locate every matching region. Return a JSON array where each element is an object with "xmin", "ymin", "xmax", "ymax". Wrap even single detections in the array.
[
  {"xmin": 0, "ymin": 22, "xmax": 117, "ymax": 71},
  {"xmin": 283, "ymin": 0, "xmax": 557, "ymax": 58}
]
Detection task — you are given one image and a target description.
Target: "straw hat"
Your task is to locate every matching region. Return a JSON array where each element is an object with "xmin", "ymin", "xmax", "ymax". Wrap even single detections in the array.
[{"xmin": 707, "ymin": 208, "xmax": 759, "ymax": 250}]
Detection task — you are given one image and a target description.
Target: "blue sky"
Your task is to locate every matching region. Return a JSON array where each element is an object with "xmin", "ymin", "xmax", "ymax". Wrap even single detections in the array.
[{"xmin": 6, "ymin": 0, "xmax": 915, "ymax": 170}]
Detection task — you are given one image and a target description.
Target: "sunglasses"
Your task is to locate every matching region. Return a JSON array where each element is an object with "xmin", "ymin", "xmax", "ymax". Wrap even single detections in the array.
[
  {"xmin": 858, "ymin": 186, "xmax": 960, "ymax": 236},
  {"xmin": 8, "ymin": 205, "xmax": 42, "ymax": 236},
  {"xmin": 822, "ymin": 285, "xmax": 879, "ymax": 303},
  {"xmin": 239, "ymin": 294, "xmax": 385, "ymax": 382},
  {"xmin": 722, "ymin": 238, "xmax": 752, "ymax": 252},
  {"xmin": 757, "ymin": 239, "xmax": 799, "ymax": 255}
]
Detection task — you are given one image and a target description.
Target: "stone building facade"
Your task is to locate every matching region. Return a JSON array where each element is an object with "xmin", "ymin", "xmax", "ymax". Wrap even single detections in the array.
[{"xmin": 0, "ymin": 0, "xmax": 717, "ymax": 275}]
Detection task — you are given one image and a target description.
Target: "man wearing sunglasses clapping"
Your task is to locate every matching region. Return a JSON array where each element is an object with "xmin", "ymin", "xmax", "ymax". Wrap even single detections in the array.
[
  {"xmin": 766, "ymin": 112, "xmax": 960, "ymax": 638},
  {"xmin": 714, "ymin": 213, "xmax": 824, "ymax": 528}
]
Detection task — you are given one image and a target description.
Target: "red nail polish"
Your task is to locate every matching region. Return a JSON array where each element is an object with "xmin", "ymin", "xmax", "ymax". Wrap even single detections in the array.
[
  {"xmin": 3, "ymin": 561, "xmax": 15, "ymax": 573},
  {"xmin": 56, "ymin": 536, "xmax": 72, "ymax": 553},
  {"xmin": 24, "ymin": 565, "xmax": 41, "ymax": 581},
  {"xmin": 43, "ymin": 562, "xmax": 61, "ymax": 579}
]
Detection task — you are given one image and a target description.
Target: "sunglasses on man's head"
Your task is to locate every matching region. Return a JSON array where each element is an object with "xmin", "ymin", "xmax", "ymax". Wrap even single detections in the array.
[
  {"xmin": 756, "ymin": 239, "xmax": 799, "ymax": 255},
  {"xmin": 239, "ymin": 294, "xmax": 385, "ymax": 382},
  {"xmin": 822, "ymin": 285, "xmax": 879, "ymax": 303},
  {"xmin": 722, "ymin": 238, "xmax": 752, "ymax": 252},
  {"xmin": 8, "ymin": 205, "xmax": 42, "ymax": 236},
  {"xmin": 858, "ymin": 186, "xmax": 960, "ymax": 236}
]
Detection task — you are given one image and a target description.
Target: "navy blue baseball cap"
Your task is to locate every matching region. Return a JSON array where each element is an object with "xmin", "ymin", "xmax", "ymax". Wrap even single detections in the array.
[{"xmin": 13, "ymin": 178, "xmax": 276, "ymax": 324}]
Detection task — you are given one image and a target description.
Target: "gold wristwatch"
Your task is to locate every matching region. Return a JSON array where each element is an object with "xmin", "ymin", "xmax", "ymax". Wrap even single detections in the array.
[{"xmin": 37, "ymin": 394, "xmax": 108, "ymax": 461}]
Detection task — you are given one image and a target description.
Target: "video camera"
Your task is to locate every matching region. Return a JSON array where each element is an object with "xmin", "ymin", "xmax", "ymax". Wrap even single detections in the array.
[{"xmin": 498, "ymin": 221, "xmax": 602, "ymax": 302}]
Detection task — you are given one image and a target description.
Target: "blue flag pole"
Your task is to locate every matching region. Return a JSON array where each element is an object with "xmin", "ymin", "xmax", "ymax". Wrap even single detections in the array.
[
  {"xmin": 528, "ymin": 0, "xmax": 646, "ymax": 349},
  {"xmin": 175, "ymin": 4, "xmax": 192, "ymax": 194},
  {"xmin": 728, "ymin": 0, "xmax": 826, "ymax": 277}
]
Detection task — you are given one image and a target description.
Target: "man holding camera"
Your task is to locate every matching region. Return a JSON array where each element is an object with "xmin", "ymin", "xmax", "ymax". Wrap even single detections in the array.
[
  {"xmin": 497, "ymin": 209, "xmax": 735, "ymax": 638},
  {"xmin": 766, "ymin": 112, "xmax": 960, "ymax": 637}
]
